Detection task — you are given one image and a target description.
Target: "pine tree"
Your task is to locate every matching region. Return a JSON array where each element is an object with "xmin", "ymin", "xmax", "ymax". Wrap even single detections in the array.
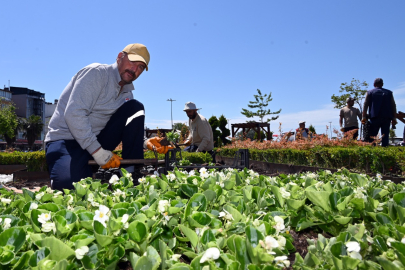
[{"xmin": 241, "ymin": 89, "xmax": 281, "ymax": 123}]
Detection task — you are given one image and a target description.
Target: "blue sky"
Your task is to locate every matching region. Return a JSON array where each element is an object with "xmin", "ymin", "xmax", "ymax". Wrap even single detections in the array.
[{"xmin": 1, "ymin": 0, "xmax": 404, "ymax": 137}]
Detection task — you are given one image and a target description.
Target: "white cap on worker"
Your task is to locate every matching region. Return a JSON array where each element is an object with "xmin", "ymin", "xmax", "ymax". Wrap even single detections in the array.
[
  {"xmin": 299, "ymin": 120, "xmax": 305, "ymax": 124},
  {"xmin": 183, "ymin": 102, "xmax": 197, "ymax": 111}
]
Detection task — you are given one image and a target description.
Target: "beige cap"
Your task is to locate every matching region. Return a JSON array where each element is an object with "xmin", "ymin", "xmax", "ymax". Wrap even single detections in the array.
[
  {"xmin": 122, "ymin": 43, "xmax": 150, "ymax": 71},
  {"xmin": 183, "ymin": 102, "xmax": 197, "ymax": 111}
]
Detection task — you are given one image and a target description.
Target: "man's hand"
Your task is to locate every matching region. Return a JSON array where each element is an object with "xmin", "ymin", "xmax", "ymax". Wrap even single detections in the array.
[
  {"xmin": 92, "ymin": 147, "xmax": 122, "ymax": 169},
  {"xmin": 340, "ymin": 127, "xmax": 345, "ymax": 132},
  {"xmin": 146, "ymin": 137, "xmax": 173, "ymax": 154},
  {"xmin": 361, "ymin": 118, "xmax": 367, "ymax": 125},
  {"xmin": 183, "ymin": 140, "xmax": 191, "ymax": 146}
]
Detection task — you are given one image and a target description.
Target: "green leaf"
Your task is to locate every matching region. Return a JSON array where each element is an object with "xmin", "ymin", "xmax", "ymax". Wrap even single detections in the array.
[
  {"xmin": 178, "ymin": 224, "xmax": 198, "ymax": 249},
  {"xmin": 223, "ymin": 205, "xmax": 243, "ymax": 223},
  {"xmin": 180, "ymin": 184, "xmax": 199, "ymax": 198},
  {"xmin": 376, "ymin": 213, "xmax": 394, "ymax": 225},
  {"xmin": 0, "ymin": 227, "xmax": 26, "ymax": 252},
  {"xmin": 184, "ymin": 193, "xmax": 207, "ymax": 220},
  {"xmin": 233, "ymin": 235, "xmax": 251, "ymax": 270},
  {"xmin": 188, "ymin": 212, "xmax": 212, "ymax": 228},
  {"xmin": 93, "ymin": 221, "xmax": 113, "ymax": 247},
  {"xmin": 270, "ymin": 186, "xmax": 285, "ymax": 207},
  {"xmin": 29, "ymin": 247, "xmax": 50, "ymax": 267},
  {"xmin": 0, "ymin": 247, "xmax": 14, "ymax": 265},
  {"xmin": 169, "ymin": 263, "xmax": 191, "ymax": 270},
  {"xmin": 201, "ymin": 230, "xmax": 216, "ymax": 245},
  {"xmin": 349, "ymin": 173, "xmax": 367, "ymax": 187},
  {"xmin": 330, "ymin": 242, "xmax": 347, "ymax": 257},
  {"xmin": 133, "ymin": 246, "xmax": 161, "ymax": 270},
  {"xmin": 128, "ymin": 221, "xmax": 148, "ymax": 243},
  {"xmin": 38, "ymin": 237, "xmax": 75, "ymax": 261},
  {"xmin": 305, "ymin": 189, "xmax": 332, "ymax": 212},
  {"xmin": 11, "ymin": 250, "xmax": 32, "ymax": 270}
]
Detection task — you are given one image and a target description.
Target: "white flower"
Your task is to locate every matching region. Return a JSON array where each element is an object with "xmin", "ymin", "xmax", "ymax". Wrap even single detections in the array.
[
  {"xmin": 260, "ymin": 236, "xmax": 279, "ymax": 254},
  {"xmin": 67, "ymin": 195, "xmax": 74, "ymax": 204},
  {"xmin": 192, "ymin": 179, "xmax": 198, "ymax": 185},
  {"xmin": 245, "ymin": 178, "xmax": 251, "ymax": 185},
  {"xmin": 122, "ymin": 214, "xmax": 129, "ymax": 229},
  {"xmin": 199, "ymin": 168, "xmax": 207, "ymax": 174},
  {"xmin": 75, "ymin": 246, "xmax": 89, "ymax": 260},
  {"xmin": 1, "ymin": 198, "xmax": 11, "ymax": 204},
  {"xmin": 307, "ymin": 172, "xmax": 317, "ymax": 179},
  {"xmin": 38, "ymin": 212, "xmax": 52, "ymax": 224},
  {"xmin": 41, "ymin": 222, "xmax": 56, "ymax": 233},
  {"xmin": 109, "ymin": 175, "xmax": 120, "ymax": 185},
  {"xmin": 113, "ymin": 189, "xmax": 125, "ymax": 198},
  {"xmin": 200, "ymin": 247, "xmax": 220, "ymax": 263},
  {"xmin": 376, "ymin": 173, "xmax": 382, "ymax": 180},
  {"xmin": 3, "ymin": 218, "xmax": 12, "ymax": 229},
  {"xmin": 367, "ymin": 235, "xmax": 374, "ymax": 244},
  {"xmin": 325, "ymin": 170, "xmax": 332, "ymax": 175},
  {"xmin": 288, "ymin": 182, "xmax": 297, "ymax": 186},
  {"xmin": 139, "ymin": 177, "xmax": 147, "ymax": 184},
  {"xmin": 126, "ymin": 172, "xmax": 132, "ymax": 178},
  {"xmin": 253, "ymin": 219, "xmax": 261, "ymax": 227},
  {"xmin": 167, "ymin": 174, "xmax": 176, "ymax": 182},
  {"xmin": 162, "ymin": 212, "xmax": 171, "ymax": 226},
  {"xmin": 53, "ymin": 191, "xmax": 63, "ymax": 197},
  {"xmin": 277, "ymin": 235, "xmax": 286, "ymax": 249},
  {"xmin": 273, "ymin": 216, "xmax": 285, "ymax": 233},
  {"xmin": 35, "ymin": 192, "xmax": 45, "ymax": 201},
  {"xmin": 219, "ymin": 210, "xmax": 233, "ymax": 221},
  {"xmin": 158, "ymin": 200, "xmax": 170, "ymax": 213},
  {"xmin": 274, "ymin": 256, "xmax": 290, "ymax": 267},
  {"xmin": 346, "ymin": 241, "xmax": 360, "ymax": 253},
  {"xmin": 151, "ymin": 175, "xmax": 157, "ymax": 179},
  {"xmin": 401, "ymin": 236, "xmax": 405, "ymax": 244},
  {"xmin": 94, "ymin": 205, "xmax": 110, "ymax": 227},
  {"xmin": 140, "ymin": 205, "xmax": 150, "ymax": 211},
  {"xmin": 280, "ymin": 187, "xmax": 291, "ymax": 199},
  {"xmin": 171, "ymin": 254, "xmax": 182, "ymax": 261},
  {"xmin": 349, "ymin": 251, "xmax": 362, "ymax": 260},
  {"xmin": 30, "ymin": 202, "xmax": 38, "ymax": 210},
  {"xmin": 387, "ymin": 237, "xmax": 396, "ymax": 247},
  {"xmin": 315, "ymin": 181, "xmax": 324, "ymax": 189},
  {"xmin": 189, "ymin": 170, "xmax": 196, "ymax": 176},
  {"xmin": 46, "ymin": 187, "xmax": 54, "ymax": 193}
]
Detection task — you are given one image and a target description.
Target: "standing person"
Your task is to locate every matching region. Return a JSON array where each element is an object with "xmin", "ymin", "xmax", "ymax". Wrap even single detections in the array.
[
  {"xmin": 339, "ymin": 97, "xmax": 362, "ymax": 139},
  {"xmin": 296, "ymin": 121, "xmax": 309, "ymax": 139},
  {"xmin": 362, "ymin": 78, "xmax": 397, "ymax": 147},
  {"xmin": 183, "ymin": 102, "xmax": 214, "ymax": 154},
  {"xmin": 45, "ymin": 43, "xmax": 167, "ymax": 190}
]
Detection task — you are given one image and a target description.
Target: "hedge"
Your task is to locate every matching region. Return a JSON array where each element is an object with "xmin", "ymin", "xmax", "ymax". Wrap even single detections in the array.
[
  {"xmin": 0, "ymin": 150, "xmax": 213, "ymax": 172},
  {"xmin": 219, "ymin": 146, "xmax": 405, "ymax": 176}
]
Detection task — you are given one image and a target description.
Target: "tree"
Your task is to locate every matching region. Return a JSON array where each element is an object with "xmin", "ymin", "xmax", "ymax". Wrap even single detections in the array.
[
  {"xmin": 208, "ymin": 116, "xmax": 222, "ymax": 147},
  {"xmin": 308, "ymin": 124, "xmax": 316, "ymax": 134},
  {"xmin": 331, "ymin": 78, "xmax": 368, "ymax": 139},
  {"xmin": 22, "ymin": 115, "xmax": 44, "ymax": 149},
  {"xmin": 0, "ymin": 101, "xmax": 19, "ymax": 148},
  {"xmin": 218, "ymin": 115, "xmax": 231, "ymax": 145},
  {"xmin": 331, "ymin": 78, "xmax": 368, "ymax": 114},
  {"xmin": 241, "ymin": 89, "xmax": 281, "ymax": 123}
]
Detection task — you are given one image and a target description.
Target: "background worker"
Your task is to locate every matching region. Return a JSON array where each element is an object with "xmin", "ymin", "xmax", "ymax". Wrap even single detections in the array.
[
  {"xmin": 295, "ymin": 121, "xmax": 309, "ymax": 139},
  {"xmin": 45, "ymin": 43, "xmax": 166, "ymax": 190},
  {"xmin": 183, "ymin": 102, "xmax": 214, "ymax": 154},
  {"xmin": 362, "ymin": 78, "xmax": 397, "ymax": 146},
  {"xmin": 339, "ymin": 97, "xmax": 362, "ymax": 139}
]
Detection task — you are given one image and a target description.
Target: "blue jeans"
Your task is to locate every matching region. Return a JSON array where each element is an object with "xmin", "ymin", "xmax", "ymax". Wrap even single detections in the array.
[
  {"xmin": 46, "ymin": 100, "xmax": 145, "ymax": 190},
  {"xmin": 369, "ymin": 117, "xmax": 391, "ymax": 147}
]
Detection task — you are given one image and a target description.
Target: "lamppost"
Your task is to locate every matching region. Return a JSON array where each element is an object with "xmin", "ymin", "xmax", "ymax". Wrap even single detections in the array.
[
  {"xmin": 167, "ymin": 98, "xmax": 176, "ymax": 129},
  {"xmin": 329, "ymin": 121, "xmax": 332, "ymax": 138}
]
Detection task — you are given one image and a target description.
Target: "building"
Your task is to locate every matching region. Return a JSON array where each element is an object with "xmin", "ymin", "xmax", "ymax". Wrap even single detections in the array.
[
  {"xmin": 44, "ymin": 99, "xmax": 58, "ymax": 138},
  {"xmin": 8, "ymin": 87, "xmax": 45, "ymax": 150},
  {"xmin": 0, "ymin": 87, "xmax": 12, "ymax": 107}
]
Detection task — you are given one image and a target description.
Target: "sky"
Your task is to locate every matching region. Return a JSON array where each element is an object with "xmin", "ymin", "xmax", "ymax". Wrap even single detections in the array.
[{"xmin": 1, "ymin": 0, "xmax": 404, "ymax": 138}]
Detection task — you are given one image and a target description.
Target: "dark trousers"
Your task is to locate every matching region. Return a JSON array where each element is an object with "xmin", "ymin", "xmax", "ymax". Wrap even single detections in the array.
[
  {"xmin": 343, "ymin": 126, "xmax": 359, "ymax": 140},
  {"xmin": 46, "ymin": 100, "xmax": 145, "ymax": 190},
  {"xmin": 369, "ymin": 117, "xmax": 391, "ymax": 147}
]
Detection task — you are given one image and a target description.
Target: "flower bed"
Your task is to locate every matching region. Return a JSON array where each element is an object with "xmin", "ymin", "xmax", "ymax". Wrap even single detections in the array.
[{"xmin": 1, "ymin": 168, "xmax": 405, "ymax": 269}]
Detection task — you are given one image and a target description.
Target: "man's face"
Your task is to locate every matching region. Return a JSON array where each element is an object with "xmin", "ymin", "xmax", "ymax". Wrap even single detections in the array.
[
  {"xmin": 117, "ymin": 52, "xmax": 146, "ymax": 84},
  {"xmin": 299, "ymin": 123, "xmax": 305, "ymax": 129},
  {"xmin": 347, "ymin": 100, "xmax": 355, "ymax": 107},
  {"xmin": 185, "ymin": 110, "xmax": 198, "ymax": 120}
]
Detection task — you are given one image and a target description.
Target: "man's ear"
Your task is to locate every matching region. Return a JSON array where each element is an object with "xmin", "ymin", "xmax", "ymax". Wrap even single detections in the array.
[{"xmin": 117, "ymin": 52, "xmax": 124, "ymax": 62}]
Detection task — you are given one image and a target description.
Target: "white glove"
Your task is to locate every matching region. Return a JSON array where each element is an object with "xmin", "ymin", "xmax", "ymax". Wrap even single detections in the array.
[{"xmin": 92, "ymin": 147, "xmax": 113, "ymax": 166}]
